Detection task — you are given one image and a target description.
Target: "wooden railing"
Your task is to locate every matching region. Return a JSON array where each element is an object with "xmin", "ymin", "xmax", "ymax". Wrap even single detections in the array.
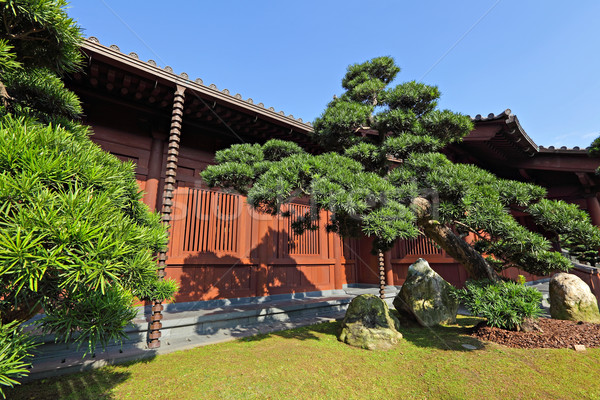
[{"xmin": 393, "ymin": 236, "xmax": 443, "ymax": 259}]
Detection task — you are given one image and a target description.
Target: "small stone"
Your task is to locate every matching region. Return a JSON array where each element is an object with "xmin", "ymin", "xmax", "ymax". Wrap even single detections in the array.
[
  {"xmin": 573, "ymin": 344, "xmax": 586, "ymax": 352},
  {"xmin": 461, "ymin": 344, "xmax": 477, "ymax": 350},
  {"xmin": 520, "ymin": 318, "xmax": 543, "ymax": 333}
]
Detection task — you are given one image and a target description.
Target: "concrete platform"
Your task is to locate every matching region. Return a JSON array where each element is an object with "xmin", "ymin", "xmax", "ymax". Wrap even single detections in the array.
[
  {"xmin": 23, "ymin": 285, "xmax": 399, "ymax": 382},
  {"xmin": 527, "ymin": 279, "xmax": 551, "ymax": 317},
  {"xmin": 22, "ymin": 280, "xmax": 553, "ymax": 382}
]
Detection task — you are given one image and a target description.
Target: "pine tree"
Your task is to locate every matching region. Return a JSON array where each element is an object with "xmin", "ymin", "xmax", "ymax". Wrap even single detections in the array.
[
  {"xmin": 0, "ymin": 1, "xmax": 176, "ymax": 393},
  {"xmin": 203, "ymin": 56, "xmax": 600, "ymax": 290}
]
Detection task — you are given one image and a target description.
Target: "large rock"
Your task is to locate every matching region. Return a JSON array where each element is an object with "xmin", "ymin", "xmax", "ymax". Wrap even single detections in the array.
[
  {"xmin": 393, "ymin": 258, "xmax": 458, "ymax": 327},
  {"xmin": 549, "ymin": 273, "xmax": 600, "ymax": 323},
  {"xmin": 338, "ymin": 294, "xmax": 402, "ymax": 350}
]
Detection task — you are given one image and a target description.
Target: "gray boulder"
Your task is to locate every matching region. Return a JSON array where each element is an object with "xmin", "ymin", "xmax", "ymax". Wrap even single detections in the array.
[
  {"xmin": 338, "ymin": 294, "xmax": 402, "ymax": 350},
  {"xmin": 549, "ymin": 273, "xmax": 600, "ymax": 323},
  {"xmin": 393, "ymin": 258, "xmax": 458, "ymax": 327}
]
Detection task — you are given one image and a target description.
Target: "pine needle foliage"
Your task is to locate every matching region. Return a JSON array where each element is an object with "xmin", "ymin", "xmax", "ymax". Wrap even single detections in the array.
[
  {"xmin": 0, "ymin": 321, "xmax": 34, "ymax": 394},
  {"xmin": 203, "ymin": 56, "xmax": 600, "ymax": 276},
  {"xmin": 0, "ymin": 0, "xmax": 82, "ymax": 74},
  {"xmin": 0, "ymin": 1, "xmax": 177, "ymax": 394}
]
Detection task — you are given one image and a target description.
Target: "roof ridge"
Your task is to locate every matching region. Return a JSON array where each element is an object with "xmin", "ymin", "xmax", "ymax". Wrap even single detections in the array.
[
  {"xmin": 470, "ymin": 109, "xmax": 512, "ymax": 122},
  {"xmin": 538, "ymin": 145, "xmax": 589, "ymax": 153}
]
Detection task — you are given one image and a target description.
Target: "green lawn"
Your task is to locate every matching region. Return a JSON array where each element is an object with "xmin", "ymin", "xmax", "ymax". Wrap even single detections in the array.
[{"xmin": 8, "ymin": 316, "xmax": 600, "ymax": 400}]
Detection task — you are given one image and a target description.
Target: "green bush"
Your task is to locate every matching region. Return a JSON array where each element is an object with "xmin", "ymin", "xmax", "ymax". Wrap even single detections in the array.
[
  {"xmin": 0, "ymin": 321, "xmax": 35, "ymax": 397},
  {"xmin": 453, "ymin": 280, "xmax": 543, "ymax": 330},
  {"xmin": 0, "ymin": 102, "xmax": 178, "ymax": 397},
  {"xmin": 0, "ymin": 114, "xmax": 173, "ymax": 343},
  {"xmin": 0, "ymin": 1, "xmax": 177, "ymax": 394}
]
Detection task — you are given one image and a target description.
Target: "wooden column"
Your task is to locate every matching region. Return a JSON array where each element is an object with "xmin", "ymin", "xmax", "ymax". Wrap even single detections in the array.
[
  {"xmin": 148, "ymin": 84, "xmax": 186, "ymax": 350},
  {"xmin": 384, "ymin": 250, "xmax": 394, "ymax": 287},
  {"xmin": 332, "ymin": 235, "xmax": 344, "ymax": 290},
  {"xmin": 255, "ymin": 215, "xmax": 270, "ymax": 297},
  {"xmin": 143, "ymin": 131, "xmax": 168, "ymax": 211},
  {"xmin": 586, "ymin": 194, "xmax": 600, "ymax": 227}
]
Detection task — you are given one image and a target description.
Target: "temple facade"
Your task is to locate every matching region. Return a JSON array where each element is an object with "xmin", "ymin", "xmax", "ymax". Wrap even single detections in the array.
[{"xmin": 65, "ymin": 38, "xmax": 600, "ymax": 305}]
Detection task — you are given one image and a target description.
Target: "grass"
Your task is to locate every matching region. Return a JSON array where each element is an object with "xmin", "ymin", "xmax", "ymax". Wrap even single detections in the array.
[{"xmin": 7, "ymin": 315, "xmax": 600, "ymax": 400}]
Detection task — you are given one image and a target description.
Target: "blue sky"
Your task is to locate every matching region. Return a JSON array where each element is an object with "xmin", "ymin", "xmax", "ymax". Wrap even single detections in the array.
[{"xmin": 67, "ymin": 1, "xmax": 600, "ymax": 148}]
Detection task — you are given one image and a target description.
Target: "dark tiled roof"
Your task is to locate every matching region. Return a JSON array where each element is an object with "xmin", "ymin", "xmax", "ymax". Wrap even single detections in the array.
[
  {"xmin": 472, "ymin": 109, "xmax": 592, "ymax": 154},
  {"xmin": 471, "ymin": 109, "xmax": 537, "ymax": 155}
]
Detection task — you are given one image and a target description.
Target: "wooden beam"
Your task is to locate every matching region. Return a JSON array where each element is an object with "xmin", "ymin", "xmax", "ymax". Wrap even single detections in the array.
[
  {"xmin": 508, "ymin": 154, "xmax": 600, "ymax": 173},
  {"xmin": 519, "ymin": 168, "xmax": 533, "ymax": 181},
  {"xmin": 576, "ymin": 172, "xmax": 595, "ymax": 188}
]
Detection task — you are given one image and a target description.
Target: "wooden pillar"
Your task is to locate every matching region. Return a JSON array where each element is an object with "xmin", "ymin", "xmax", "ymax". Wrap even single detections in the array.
[
  {"xmin": 332, "ymin": 235, "xmax": 344, "ymax": 290},
  {"xmin": 586, "ymin": 194, "xmax": 600, "ymax": 227},
  {"xmin": 143, "ymin": 131, "xmax": 167, "ymax": 211},
  {"xmin": 255, "ymin": 215, "xmax": 270, "ymax": 297},
  {"xmin": 384, "ymin": 250, "xmax": 394, "ymax": 287},
  {"xmin": 148, "ymin": 84, "xmax": 186, "ymax": 350}
]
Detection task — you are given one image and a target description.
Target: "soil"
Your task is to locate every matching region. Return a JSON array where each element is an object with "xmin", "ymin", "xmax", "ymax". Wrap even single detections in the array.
[{"xmin": 471, "ymin": 318, "xmax": 600, "ymax": 349}]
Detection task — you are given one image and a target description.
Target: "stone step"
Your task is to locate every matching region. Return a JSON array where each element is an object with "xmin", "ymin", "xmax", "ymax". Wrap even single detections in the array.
[{"xmin": 23, "ymin": 286, "xmax": 401, "ymax": 381}]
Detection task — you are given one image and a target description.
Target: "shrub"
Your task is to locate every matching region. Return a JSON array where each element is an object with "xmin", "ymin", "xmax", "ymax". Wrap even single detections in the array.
[
  {"xmin": 0, "ymin": 321, "xmax": 35, "ymax": 397},
  {"xmin": 0, "ymin": 114, "xmax": 173, "ymax": 339},
  {"xmin": 0, "ymin": 1, "xmax": 176, "ymax": 394},
  {"xmin": 453, "ymin": 280, "xmax": 543, "ymax": 330}
]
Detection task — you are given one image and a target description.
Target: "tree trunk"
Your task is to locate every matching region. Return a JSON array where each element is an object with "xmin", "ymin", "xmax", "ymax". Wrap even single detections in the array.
[
  {"xmin": 412, "ymin": 197, "xmax": 500, "ymax": 282},
  {"xmin": 0, "ymin": 79, "xmax": 11, "ymax": 108},
  {"xmin": 1, "ymin": 301, "xmax": 42, "ymax": 324}
]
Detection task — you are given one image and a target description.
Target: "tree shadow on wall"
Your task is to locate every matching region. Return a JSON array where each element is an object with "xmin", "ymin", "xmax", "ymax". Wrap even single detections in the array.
[
  {"xmin": 161, "ymin": 227, "xmax": 344, "ymax": 339},
  {"xmin": 172, "ymin": 227, "xmax": 325, "ymax": 304}
]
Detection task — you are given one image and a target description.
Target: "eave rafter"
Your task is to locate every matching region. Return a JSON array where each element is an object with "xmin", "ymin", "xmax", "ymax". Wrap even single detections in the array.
[
  {"xmin": 65, "ymin": 38, "xmax": 319, "ymax": 155},
  {"xmin": 78, "ymin": 38, "xmax": 313, "ymax": 130}
]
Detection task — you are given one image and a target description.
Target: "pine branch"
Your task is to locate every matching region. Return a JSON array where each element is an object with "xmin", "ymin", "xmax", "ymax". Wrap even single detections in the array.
[{"xmin": 6, "ymin": 27, "xmax": 45, "ymax": 39}]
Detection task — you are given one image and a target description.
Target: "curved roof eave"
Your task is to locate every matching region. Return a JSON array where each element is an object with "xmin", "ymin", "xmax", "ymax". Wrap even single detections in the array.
[{"xmin": 80, "ymin": 37, "xmax": 313, "ymax": 135}]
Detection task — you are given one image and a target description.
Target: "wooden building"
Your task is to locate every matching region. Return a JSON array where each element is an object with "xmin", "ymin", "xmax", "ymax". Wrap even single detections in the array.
[{"xmin": 65, "ymin": 38, "xmax": 600, "ymax": 307}]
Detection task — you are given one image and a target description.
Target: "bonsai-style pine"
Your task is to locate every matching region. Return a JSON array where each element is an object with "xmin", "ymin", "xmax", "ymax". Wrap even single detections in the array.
[
  {"xmin": 203, "ymin": 56, "xmax": 600, "ymax": 287},
  {"xmin": 0, "ymin": 0, "xmax": 176, "ymax": 393}
]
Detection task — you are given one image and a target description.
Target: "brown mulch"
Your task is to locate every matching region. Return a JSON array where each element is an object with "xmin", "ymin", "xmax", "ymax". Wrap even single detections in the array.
[{"xmin": 471, "ymin": 318, "xmax": 600, "ymax": 349}]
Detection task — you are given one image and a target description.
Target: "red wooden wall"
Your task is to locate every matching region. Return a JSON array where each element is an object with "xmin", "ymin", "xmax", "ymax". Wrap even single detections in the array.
[
  {"xmin": 86, "ymin": 121, "xmax": 559, "ymax": 303},
  {"xmin": 571, "ymin": 265, "xmax": 600, "ymax": 302},
  {"xmin": 166, "ymin": 187, "xmax": 358, "ymax": 301}
]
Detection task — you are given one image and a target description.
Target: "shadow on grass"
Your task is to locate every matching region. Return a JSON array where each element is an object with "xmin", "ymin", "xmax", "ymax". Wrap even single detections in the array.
[
  {"xmin": 6, "ymin": 356, "xmax": 157, "ymax": 400},
  {"xmin": 238, "ymin": 313, "xmax": 486, "ymax": 353},
  {"xmin": 395, "ymin": 312, "xmax": 486, "ymax": 352},
  {"xmin": 239, "ymin": 320, "xmax": 341, "ymax": 343}
]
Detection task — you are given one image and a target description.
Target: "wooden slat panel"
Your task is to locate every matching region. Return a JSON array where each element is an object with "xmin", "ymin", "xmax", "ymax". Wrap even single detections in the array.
[
  {"xmin": 179, "ymin": 189, "xmax": 240, "ymax": 255},
  {"xmin": 394, "ymin": 236, "xmax": 444, "ymax": 260},
  {"xmin": 283, "ymin": 203, "xmax": 320, "ymax": 256}
]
